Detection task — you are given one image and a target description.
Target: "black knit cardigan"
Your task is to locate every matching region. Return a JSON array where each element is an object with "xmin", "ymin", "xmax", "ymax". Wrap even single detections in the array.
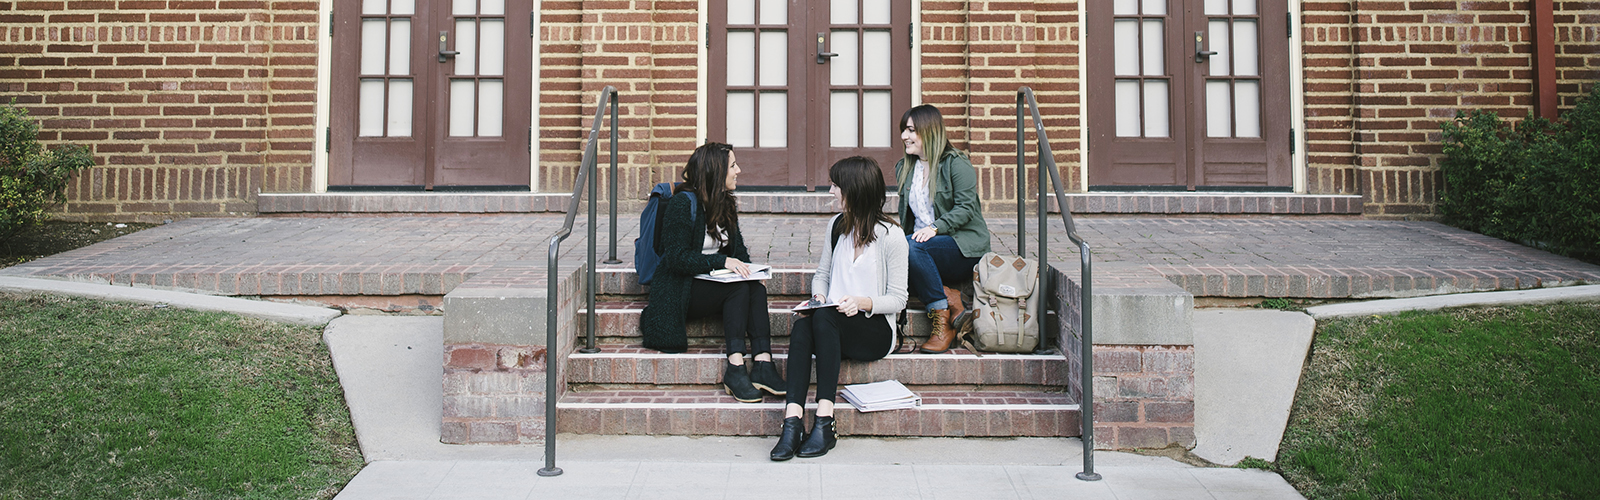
[{"xmin": 639, "ymin": 191, "xmax": 750, "ymax": 353}]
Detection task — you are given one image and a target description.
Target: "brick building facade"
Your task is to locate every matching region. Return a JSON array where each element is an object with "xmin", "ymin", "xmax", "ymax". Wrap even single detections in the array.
[{"xmin": 1, "ymin": 0, "xmax": 1596, "ymax": 220}]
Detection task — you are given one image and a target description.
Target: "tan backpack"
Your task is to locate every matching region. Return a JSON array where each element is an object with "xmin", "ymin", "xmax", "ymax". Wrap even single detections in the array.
[{"xmin": 969, "ymin": 252, "xmax": 1041, "ymax": 353}]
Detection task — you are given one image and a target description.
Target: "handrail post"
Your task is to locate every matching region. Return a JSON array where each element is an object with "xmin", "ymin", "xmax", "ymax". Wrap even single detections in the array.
[
  {"xmin": 1016, "ymin": 96, "xmax": 1026, "ymax": 253},
  {"xmin": 604, "ymin": 95, "xmax": 622, "ymax": 265},
  {"xmin": 1076, "ymin": 240, "xmax": 1099, "ymax": 481},
  {"xmin": 538, "ymin": 232, "xmax": 566, "ymax": 477}
]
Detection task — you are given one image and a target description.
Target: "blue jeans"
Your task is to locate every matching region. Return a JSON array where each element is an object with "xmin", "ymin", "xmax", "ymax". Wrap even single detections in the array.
[{"xmin": 905, "ymin": 234, "xmax": 979, "ymax": 310}]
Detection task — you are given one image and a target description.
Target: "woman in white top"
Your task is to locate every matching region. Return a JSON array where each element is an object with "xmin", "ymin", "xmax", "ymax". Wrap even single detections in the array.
[{"xmin": 770, "ymin": 156, "xmax": 909, "ymax": 461}]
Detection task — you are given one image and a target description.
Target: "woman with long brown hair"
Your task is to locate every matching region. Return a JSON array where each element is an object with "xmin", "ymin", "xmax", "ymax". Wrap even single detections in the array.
[
  {"xmin": 640, "ymin": 142, "xmax": 784, "ymax": 403},
  {"xmin": 769, "ymin": 156, "xmax": 908, "ymax": 460}
]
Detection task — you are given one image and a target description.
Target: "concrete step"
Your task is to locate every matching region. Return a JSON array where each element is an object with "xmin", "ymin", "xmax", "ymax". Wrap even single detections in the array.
[
  {"xmin": 566, "ymin": 345, "xmax": 1071, "ymax": 387},
  {"xmin": 556, "ymin": 388, "xmax": 1080, "ymax": 437}
]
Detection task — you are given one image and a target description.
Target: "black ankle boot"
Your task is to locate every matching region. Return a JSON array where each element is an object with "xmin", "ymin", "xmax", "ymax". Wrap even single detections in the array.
[
  {"xmin": 796, "ymin": 416, "xmax": 836, "ymax": 458},
  {"xmin": 749, "ymin": 360, "xmax": 787, "ymax": 396},
  {"xmin": 770, "ymin": 416, "xmax": 806, "ymax": 461},
  {"xmin": 723, "ymin": 361, "xmax": 763, "ymax": 403}
]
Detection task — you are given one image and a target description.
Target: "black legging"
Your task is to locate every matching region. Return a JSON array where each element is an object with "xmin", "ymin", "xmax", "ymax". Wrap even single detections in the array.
[
  {"xmin": 784, "ymin": 308, "xmax": 893, "ymax": 406},
  {"xmin": 686, "ymin": 279, "xmax": 771, "ymax": 355}
]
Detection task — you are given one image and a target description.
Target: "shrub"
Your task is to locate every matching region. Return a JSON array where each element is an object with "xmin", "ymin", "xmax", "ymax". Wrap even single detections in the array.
[
  {"xmin": 0, "ymin": 103, "xmax": 93, "ymax": 237},
  {"xmin": 1439, "ymin": 84, "xmax": 1600, "ymax": 259}
]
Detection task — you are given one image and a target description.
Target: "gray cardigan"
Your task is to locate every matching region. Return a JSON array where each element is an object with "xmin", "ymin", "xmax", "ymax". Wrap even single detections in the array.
[{"xmin": 812, "ymin": 215, "xmax": 910, "ymax": 343}]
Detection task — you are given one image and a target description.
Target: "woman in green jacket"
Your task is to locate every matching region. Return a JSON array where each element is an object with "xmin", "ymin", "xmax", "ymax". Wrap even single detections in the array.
[
  {"xmin": 639, "ymin": 142, "xmax": 783, "ymax": 402},
  {"xmin": 894, "ymin": 104, "xmax": 992, "ymax": 353}
]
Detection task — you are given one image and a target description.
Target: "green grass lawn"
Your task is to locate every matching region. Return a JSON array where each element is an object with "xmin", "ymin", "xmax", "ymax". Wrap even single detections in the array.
[
  {"xmin": 0, "ymin": 293, "xmax": 363, "ymax": 499},
  {"xmin": 1275, "ymin": 303, "xmax": 1600, "ymax": 499}
]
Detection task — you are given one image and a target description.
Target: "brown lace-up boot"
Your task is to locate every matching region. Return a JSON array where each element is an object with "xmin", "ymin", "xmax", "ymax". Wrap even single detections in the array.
[
  {"xmin": 920, "ymin": 308, "xmax": 954, "ymax": 353},
  {"xmin": 944, "ymin": 286, "xmax": 970, "ymax": 333}
]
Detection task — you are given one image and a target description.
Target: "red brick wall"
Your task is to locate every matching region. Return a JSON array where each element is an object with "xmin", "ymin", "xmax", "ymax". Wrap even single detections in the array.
[
  {"xmin": 0, "ymin": 1, "xmax": 320, "ymax": 221},
  {"xmin": 534, "ymin": 0, "xmax": 1082, "ymax": 205},
  {"xmin": 1301, "ymin": 0, "xmax": 1600, "ymax": 219}
]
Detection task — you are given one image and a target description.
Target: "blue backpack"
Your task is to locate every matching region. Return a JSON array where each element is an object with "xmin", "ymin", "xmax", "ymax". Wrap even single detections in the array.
[{"xmin": 635, "ymin": 182, "xmax": 696, "ymax": 286}]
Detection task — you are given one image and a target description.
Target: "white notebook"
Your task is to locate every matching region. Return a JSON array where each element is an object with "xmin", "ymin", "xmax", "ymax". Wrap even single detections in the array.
[{"xmin": 840, "ymin": 380, "xmax": 921, "ymax": 412}]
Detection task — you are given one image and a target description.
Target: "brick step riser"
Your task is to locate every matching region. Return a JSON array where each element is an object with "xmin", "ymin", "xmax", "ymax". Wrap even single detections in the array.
[
  {"xmin": 566, "ymin": 354, "xmax": 1071, "ymax": 387},
  {"xmin": 580, "ymin": 308, "xmax": 940, "ymax": 339},
  {"xmin": 556, "ymin": 406, "xmax": 1081, "ymax": 437},
  {"xmin": 595, "ymin": 269, "xmax": 815, "ymax": 295}
]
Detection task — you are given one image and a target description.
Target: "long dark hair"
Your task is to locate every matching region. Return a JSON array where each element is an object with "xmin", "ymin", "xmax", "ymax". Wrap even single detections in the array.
[
  {"xmin": 677, "ymin": 141, "xmax": 738, "ymax": 246},
  {"xmin": 830, "ymin": 156, "xmax": 899, "ymax": 248}
]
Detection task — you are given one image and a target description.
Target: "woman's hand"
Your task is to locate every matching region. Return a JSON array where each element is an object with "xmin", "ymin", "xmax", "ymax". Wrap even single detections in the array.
[
  {"xmin": 911, "ymin": 226, "xmax": 938, "ymax": 243},
  {"xmin": 724, "ymin": 257, "xmax": 751, "ymax": 278},
  {"xmin": 836, "ymin": 295, "xmax": 874, "ymax": 317}
]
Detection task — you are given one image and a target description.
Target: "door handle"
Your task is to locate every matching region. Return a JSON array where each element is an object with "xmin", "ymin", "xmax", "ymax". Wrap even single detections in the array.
[
  {"xmin": 1194, "ymin": 31, "xmax": 1218, "ymax": 63},
  {"xmin": 815, "ymin": 32, "xmax": 839, "ymax": 64},
  {"xmin": 438, "ymin": 30, "xmax": 460, "ymax": 62}
]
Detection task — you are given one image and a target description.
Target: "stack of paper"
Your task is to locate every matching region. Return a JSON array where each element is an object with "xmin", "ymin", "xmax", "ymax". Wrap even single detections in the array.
[
  {"xmin": 694, "ymin": 264, "xmax": 771, "ymax": 283},
  {"xmin": 840, "ymin": 380, "xmax": 921, "ymax": 412}
]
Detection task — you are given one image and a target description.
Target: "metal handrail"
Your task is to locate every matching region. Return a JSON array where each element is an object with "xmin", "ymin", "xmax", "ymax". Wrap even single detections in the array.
[
  {"xmin": 1016, "ymin": 87, "xmax": 1100, "ymax": 481},
  {"xmin": 539, "ymin": 86, "xmax": 619, "ymax": 477}
]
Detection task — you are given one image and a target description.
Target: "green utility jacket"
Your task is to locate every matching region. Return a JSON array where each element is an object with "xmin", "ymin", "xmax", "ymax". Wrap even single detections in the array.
[{"xmin": 894, "ymin": 148, "xmax": 993, "ymax": 259}]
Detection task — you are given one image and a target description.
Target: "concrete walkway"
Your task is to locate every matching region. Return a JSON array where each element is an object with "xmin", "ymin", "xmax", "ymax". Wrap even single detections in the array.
[{"xmin": 324, "ymin": 315, "xmax": 1305, "ymax": 499}]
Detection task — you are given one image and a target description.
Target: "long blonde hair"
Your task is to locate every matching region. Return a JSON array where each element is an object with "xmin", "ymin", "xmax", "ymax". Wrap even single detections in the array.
[{"xmin": 899, "ymin": 104, "xmax": 963, "ymax": 194}]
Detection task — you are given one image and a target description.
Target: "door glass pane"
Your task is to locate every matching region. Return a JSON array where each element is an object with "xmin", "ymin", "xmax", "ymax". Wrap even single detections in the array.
[
  {"xmin": 864, "ymin": 91, "xmax": 891, "ymax": 147},
  {"xmin": 1113, "ymin": 0, "xmax": 1137, "ymax": 15},
  {"xmin": 831, "ymin": 91, "xmax": 858, "ymax": 147},
  {"xmin": 1234, "ymin": 80, "xmax": 1261, "ymax": 138},
  {"xmin": 478, "ymin": 79, "xmax": 502, "ymax": 137},
  {"xmin": 360, "ymin": 20, "xmax": 386, "ymax": 75},
  {"xmin": 1206, "ymin": 80, "xmax": 1231, "ymax": 137},
  {"xmin": 389, "ymin": 20, "xmax": 410, "ymax": 75},
  {"xmin": 391, "ymin": 0, "xmax": 414, "ymax": 15},
  {"xmin": 863, "ymin": 31, "xmax": 891, "ymax": 85},
  {"xmin": 1233, "ymin": 0, "xmax": 1256, "ymax": 15},
  {"xmin": 1114, "ymin": 80, "xmax": 1140, "ymax": 137},
  {"xmin": 1204, "ymin": 0, "xmax": 1226, "ymax": 15},
  {"xmin": 452, "ymin": 0, "xmax": 475, "ymax": 15},
  {"xmin": 831, "ymin": 0, "xmax": 856, "ymax": 24},
  {"xmin": 726, "ymin": 91, "xmax": 755, "ymax": 147},
  {"xmin": 449, "ymin": 79, "xmax": 475, "ymax": 136},
  {"xmin": 455, "ymin": 20, "xmax": 477, "ymax": 75},
  {"xmin": 362, "ymin": 0, "xmax": 386, "ymax": 15},
  {"xmin": 830, "ymin": 30, "xmax": 858, "ymax": 86},
  {"xmin": 863, "ymin": 0, "xmax": 890, "ymax": 24},
  {"xmin": 388, "ymin": 79, "xmax": 413, "ymax": 136},
  {"xmin": 728, "ymin": 0, "xmax": 754, "ymax": 25},
  {"xmin": 1141, "ymin": 20, "xmax": 1164, "ymax": 76},
  {"xmin": 481, "ymin": 0, "xmax": 504, "ymax": 15},
  {"xmin": 759, "ymin": 0, "xmax": 785, "ymax": 24},
  {"xmin": 1141, "ymin": 0, "xmax": 1165, "ymax": 15},
  {"xmin": 727, "ymin": 31, "xmax": 755, "ymax": 86},
  {"xmin": 1233, "ymin": 20, "xmax": 1258, "ymax": 76},
  {"xmin": 359, "ymin": 79, "xmax": 385, "ymax": 136},
  {"xmin": 1208, "ymin": 20, "xmax": 1231, "ymax": 76},
  {"xmin": 759, "ymin": 31, "xmax": 787, "ymax": 86},
  {"xmin": 759, "ymin": 92, "xmax": 787, "ymax": 147},
  {"xmin": 1113, "ymin": 20, "xmax": 1137, "ymax": 76},
  {"xmin": 1143, "ymin": 80, "xmax": 1169, "ymax": 138},
  {"xmin": 480, "ymin": 20, "xmax": 504, "ymax": 76}
]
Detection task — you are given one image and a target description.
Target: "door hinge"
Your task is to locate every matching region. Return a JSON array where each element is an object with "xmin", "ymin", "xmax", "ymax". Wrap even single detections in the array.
[
  {"xmin": 329, "ymin": 11, "xmax": 334, "ymax": 37},
  {"xmin": 908, "ymin": 23, "xmax": 914, "ymax": 48},
  {"xmin": 528, "ymin": 127, "xmax": 533, "ymax": 153},
  {"xmin": 325, "ymin": 127, "xmax": 331, "ymax": 153},
  {"xmin": 705, "ymin": 24, "xmax": 710, "ymax": 48},
  {"xmin": 1289, "ymin": 128, "xmax": 1296, "ymax": 155},
  {"xmin": 530, "ymin": 12, "xmax": 537, "ymax": 37},
  {"xmin": 1287, "ymin": 13, "xmax": 1293, "ymax": 38}
]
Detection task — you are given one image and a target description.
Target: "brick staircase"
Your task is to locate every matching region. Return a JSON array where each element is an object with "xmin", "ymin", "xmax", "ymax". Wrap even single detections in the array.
[{"xmin": 557, "ymin": 268, "xmax": 1082, "ymax": 438}]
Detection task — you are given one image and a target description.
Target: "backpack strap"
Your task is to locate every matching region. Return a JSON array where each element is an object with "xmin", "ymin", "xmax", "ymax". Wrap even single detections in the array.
[{"xmin": 828, "ymin": 214, "xmax": 844, "ymax": 250}]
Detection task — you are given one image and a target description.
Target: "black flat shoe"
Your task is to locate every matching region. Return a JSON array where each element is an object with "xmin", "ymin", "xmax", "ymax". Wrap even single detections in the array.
[
  {"xmin": 770, "ymin": 416, "xmax": 806, "ymax": 461},
  {"xmin": 749, "ymin": 360, "xmax": 787, "ymax": 396},
  {"xmin": 723, "ymin": 361, "xmax": 763, "ymax": 403},
  {"xmin": 797, "ymin": 416, "xmax": 836, "ymax": 458}
]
